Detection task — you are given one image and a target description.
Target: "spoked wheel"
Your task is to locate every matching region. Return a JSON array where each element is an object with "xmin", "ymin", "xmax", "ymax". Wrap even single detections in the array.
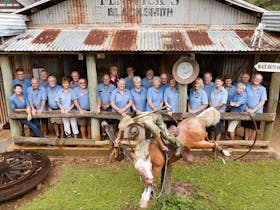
[{"xmin": 0, "ymin": 150, "xmax": 51, "ymax": 203}]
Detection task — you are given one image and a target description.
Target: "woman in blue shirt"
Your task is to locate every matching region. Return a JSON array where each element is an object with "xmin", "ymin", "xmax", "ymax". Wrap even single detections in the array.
[
  {"xmin": 188, "ymin": 78, "xmax": 208, "ymax": 113},
  {"xmin": 131, "ymin": 76, "xmax": 147, "ymax": 112},
  {"xmin": 10, "ymin": 84, "xmax": 43, "ymax": 137}
]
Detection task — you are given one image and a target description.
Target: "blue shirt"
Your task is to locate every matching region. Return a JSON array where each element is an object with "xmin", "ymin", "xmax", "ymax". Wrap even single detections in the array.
[
  {"xmin": 230, "ymin": 92, "xmax": 248, "ymax": 113},
  {"xmin": 209, "ymin": 87, "xmax": 228, "ymax": 112},
  {"xmin": 110, "ymin": 89, "xmax": 132, "ymax": 113},
  {"xmin": 203, "ymin": 82, "xmax": 215, "ymax": 99},
  {"xmin": 39, "ymin": 80, "xmax": 49, "ymax": 88},
  {"xmin": 245, "ymin": 84, "xmax": 267, "ymax": 113},
  {"xmin": 160, "ymin": 83, "xmax": 170, "ymax": 91},
  {"xmin": 10, "ymin": 94, "xmax": 29, "ymax": 111},
  {"xmin": 46, "ymin": 85, "xmax": 62, "ymax": 109},
  {"xmin": 12, "ymin": 78, "xmax": 31, "ymax": 96},
  {"xmin": 224, "ymin": 85, "xmax": 237, "ymax": 105},
  {"xmin": 146, "ymin": 87, "xmax": 164, "ymax": 111},
  {"xmin": 124, "ymin": 76, "xmax": 134, "ymax": 90},
  {"xmin": 70, "ymin": 81, "xmax": 79, "ymax": 89},
  {"xmin": 163, "ymin": 87, "xmax": 182, "ymax": 113},
  {"xmin": 131, "ymin": 87, "xmax": 147, "ymax": 112},
  {"xmin": 98, "ymin": 83, "xmax": 115, "ymax": 111},
  {"xmin": 74, "ymin": 87, "xmax": 90, "ymax": 111},
  {"xmin": 142, "ymin": 77, "xmax": 153, "ymax": 89},
  {"xmin": 189, "ymin": 89, "xmax": 208, "ymax": 111},
  {"xmin": 27, "ymin": 87, "xmax": 47, "ymax": 110},
  {"xmin": 55, "ymin": 89, "xmax": 77, "ymax": 110}
]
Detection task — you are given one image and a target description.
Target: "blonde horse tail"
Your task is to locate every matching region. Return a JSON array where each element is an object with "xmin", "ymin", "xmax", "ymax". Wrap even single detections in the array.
[{"xmin": 197, "ymin": 107, "xmax": 220, "ymax": 127}]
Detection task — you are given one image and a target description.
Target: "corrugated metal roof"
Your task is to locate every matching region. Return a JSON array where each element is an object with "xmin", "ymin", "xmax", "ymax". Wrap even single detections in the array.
[
  {"xmin": 262, "ymin": 11, "xmax": 280, "ymax": 32},
  {"xmin": 1, "ymin": 28, "xmax": 279, "ymax": 52},
  {"xmin": 224, "ymin": 0, "xmax": 266, "ymax": 13},
  {"xmin": 0, "ymin": 14, "xmax": 26, "ymax": 37}
]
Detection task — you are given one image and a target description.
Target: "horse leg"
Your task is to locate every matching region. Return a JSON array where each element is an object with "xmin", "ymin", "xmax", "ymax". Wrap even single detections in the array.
[
  {"xmin": 139, "ymin": 185, "xmax": 152, "ymax": 208},
  {"xmin": 191, "ymin": 140, "xmax": 231, "ymax": 157}
]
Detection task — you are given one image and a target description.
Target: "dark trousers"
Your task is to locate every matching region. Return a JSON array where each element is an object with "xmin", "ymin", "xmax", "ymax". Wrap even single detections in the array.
[{"xmin": 19, "ymin": 119, "xmax": 43, "ymax": 137}]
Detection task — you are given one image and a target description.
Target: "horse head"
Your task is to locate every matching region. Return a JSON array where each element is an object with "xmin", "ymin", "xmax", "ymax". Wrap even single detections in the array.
[{"xmin": 134, "ymin": 155, "xmax": 154, "ymax": 185}]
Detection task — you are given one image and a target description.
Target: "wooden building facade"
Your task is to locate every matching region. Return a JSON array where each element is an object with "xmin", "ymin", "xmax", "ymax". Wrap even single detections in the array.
[{"xmin": 0, "ymin": 0, "xmax": 279, "ymax": 145}]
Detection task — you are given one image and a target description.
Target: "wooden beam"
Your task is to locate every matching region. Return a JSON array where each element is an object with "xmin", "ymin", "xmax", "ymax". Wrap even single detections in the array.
[
  {"xmin": 263, "ymin": 56, "xmax": 280, "ymax": 140},
  {"xmin": 9, "ymin": 111, "xmax": 276, "ymax": 122},
  {"xmin": 86, "ymin": 54, "xmax": 101, "ymax": 140},
  {"xmin": 217, "ymin": 140, "xmax": 269, "ymax": 147},
  {"xmin": 0, "ymin": 55, "xmax": 20, "ymax": 137},
  {"xmin": 178, "ymin": 84, "xmax": 187, "ymax": 113}
]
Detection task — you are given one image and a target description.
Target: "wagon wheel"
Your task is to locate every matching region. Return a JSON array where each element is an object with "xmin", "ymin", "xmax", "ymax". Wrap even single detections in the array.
[{"xmin": 0, "ymin": 150, "xmax": 51, "ymax": 203}]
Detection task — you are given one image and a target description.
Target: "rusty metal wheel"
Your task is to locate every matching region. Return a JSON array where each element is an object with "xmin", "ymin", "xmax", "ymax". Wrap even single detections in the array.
[{"xmin": 0, "ymin": 150, "xmax": 51, "ymax": 203}]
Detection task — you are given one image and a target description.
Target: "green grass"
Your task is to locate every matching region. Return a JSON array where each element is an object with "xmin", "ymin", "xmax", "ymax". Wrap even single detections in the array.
[{"xmin": 20, "ymin": 161, "xmax": 280, "ymax": 210}]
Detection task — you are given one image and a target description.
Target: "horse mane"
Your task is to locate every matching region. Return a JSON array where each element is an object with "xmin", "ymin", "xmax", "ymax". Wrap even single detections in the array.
[{"xmin": 197, "ymin": 107, "xmax": 220, "ymax": 127}]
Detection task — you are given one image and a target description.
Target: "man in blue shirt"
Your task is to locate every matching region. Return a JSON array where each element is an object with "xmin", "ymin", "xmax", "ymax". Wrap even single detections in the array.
[
  {"xmin": 74, "ymin": 78, "xmax": 91, "ymax": 139},
  {"xmin": 203, "ymin": 72, "xmax": 215, "ymax": 99},
  {"xmin": 224, "ymin": 75, "xmax": 237, "ymax": 109},
  {"xmin": 124, "ymin": 66, "xmax": 135, "ymax": 90},
  {"xmin": 209, "ymin": 76, "xmax": 228, "ymax": 141},
  {"xmin": 188, "ymin": 78, "xmax": 208, "ymax": 113},
  {"xmin": 39, "ymin": 69, "xmax": 49, "ymax": 88},
  {"xmin": 146, "ymin": 76, "xmax": 164, "ymax": 111},
  {"xmin": 164, "ymin": 78, "xmax": 183, "ymax": 113},
  {"xmin": 227, "ymin": 83, "xmax": 247, "ymax": 140},
  {"xmin": 160, "ymin": 73, "xmax": 170, "ymax": 91},
  {"xmin": 243, "ymin": 73, "xmax": 267, "ymax": 141},
  {"xmin": 46, "ymin": 76, "xmax": 64, "ymax": 138},
  {"xmin": 110, "ymin": 79, "xmax": 132, "ymax": 114},
  {"xmin": 12, "ymin": 68, "xmax": 31, "ymax": 97},
  {"xmin": 70, "ymin": 71, "xmax": 80, "ymax": 89},
  {"xmin": 142, "ymin": 69, "xmax": 154, "ymax": 89},
  {"xmin": 131, "ymin": 76, "xmax": 147, "ymax": 112},
  {"xmin": 28, "ymin": 77, "xmax": 47, "ymax": 137}
]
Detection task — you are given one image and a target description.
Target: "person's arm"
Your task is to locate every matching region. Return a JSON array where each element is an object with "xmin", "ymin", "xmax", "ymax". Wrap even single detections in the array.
[
  {"xmin": 193, "ymin": 104, "xmax": 208, "ymax": 113},
  {"xmin": 147, "ymin": 99, "xmax": 157, "ymax": 111},
  {"xmin": 37, "ymin": 99, "xmax": 46, "ymax": 114},
  {"xmin": 95, "ymin": 99, "xmax": 102, "ymax": 114},
  {"xmin": 187, "ymin": 101, "xmax": 191, "ymax": 113},
  {"xmin": 110, "ymin": 101, "xmax": 122, "ymax": 114},
  {"xmin": 121, "ymin": 100, "xmax": 132, "ymax": 113},
  {"xmin": 74, "ymin": 99, "xmax": 85, "ymax": 115}
]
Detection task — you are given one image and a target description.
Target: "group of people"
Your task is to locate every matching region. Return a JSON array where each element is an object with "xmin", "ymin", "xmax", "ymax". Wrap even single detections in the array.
[{"xmin": 10, "ymin": 65, "xmax": 267, "ymax": 141}]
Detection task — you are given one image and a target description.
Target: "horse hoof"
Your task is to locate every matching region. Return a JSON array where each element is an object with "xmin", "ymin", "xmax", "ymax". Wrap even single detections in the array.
[
  {"xmin": 222, "ymin": 150, "xmax": 231, "ymax": 157},
  {"xmin": 139, "ymin": 199, "xmax": 149, "ymax": 209}
]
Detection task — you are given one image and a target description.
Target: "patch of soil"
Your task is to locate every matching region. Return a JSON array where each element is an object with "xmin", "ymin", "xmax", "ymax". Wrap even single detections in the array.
[{"xmin": 171, "ymin": 182, "xmax": 197, "ymax": 198}]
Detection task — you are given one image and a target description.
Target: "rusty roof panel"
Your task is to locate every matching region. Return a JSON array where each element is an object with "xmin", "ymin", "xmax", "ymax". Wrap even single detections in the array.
[
  {"xmin": 111, "ymin": 30, "xmax": 137, "ymax": 51},
  {"xmin": 187, "ymin": 30, "xmax": 213, "ymax": 46},
  {"xmin": 161, "ymin": 32, "xmax": 190, "ymax": 51},
  {"xmin": 1, "ymin": 28, "xmax": 279, "ymax": 52},
  {"xmin": 32, "ymin": 29, "xmax": 61, "ymax": 44},
  {"xmin": 84, "ymin": 30, "xmax": 108, "ymax": 46}
]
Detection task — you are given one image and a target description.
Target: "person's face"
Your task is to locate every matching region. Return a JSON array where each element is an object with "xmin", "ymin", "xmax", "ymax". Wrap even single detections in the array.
[
  {"xmin": 203, "ymin": 74, "xmax": 212, "ymax": 85},
  {"xmin": 170, "ymin": 79, "xmax": 177, "ymax": 88},
  {"xmin": 14, "ymin": 86, "xmax": 22, "ymax": 95},
  {"xmin": 31, "ymin": 79, "xmax": 39, "ymax": 90},
  {"xmin": 237, "ymin": 86, "xmax": 244, "ymax": 94},
  {"xmin": 241, "ymin": 74, "xmax": 250, "ymax": 84},
  {"xmin": 215, "ymin": 79, "xmax": 223, "ymax": 88},
  {"xmin": 48, "ymin": 77, "xmax": 57, "ymax": 88},
  {"xmin": 110, "ymin": 67, "xmax": 118, "ymax": 76},
  {"xmin": 146, "ymin": 70, "xmax": 154, "ymax": 80},
  {"xmin": 126, "ymin": 67, "xmax": 134, "ymax": 76},
  {"xmin": 40, "ymin": 71, "xmax": 48, "ymax": 81},
  {"xmin": 153, "ymin": 79, "xmax": 160, "ymax": 89},
  {"xmin": 134, "ymin": 81, "xmax": 141, "ymax": 89},
  {"xmin": 72, "ymin": 72, "xmax": 80, "ymax": 82},
  {"xmin": 16, "ymin": 71, "xmax": 25, "ymax": 81},
  {"xmin": 161, "ymin": 74, "xmax": 168, "ymax": 85},
  {"xmin": 62, "ymin": 81, "xmax": 70, "ymax": 89},
  {"xmin": 118, "ymin": 81, "xmax": 125, "ymax": 90},
  {"xmin": 79, "ymin": 79, "xmax": 87, "ymax": 89},
  {"xmin": 224, "ymin": 79, "xmax": 232, "ymax": 87},
  {"xmin": 193, "ymin": 82, "xmax": 201, "ymax": 90},
  {"xmin": 103, "ymin": 75, "xmax": 110, "ymax": 86},
  {"xmin": 253, "ymin": 75, "xmax": 262, "ymax": 86}
]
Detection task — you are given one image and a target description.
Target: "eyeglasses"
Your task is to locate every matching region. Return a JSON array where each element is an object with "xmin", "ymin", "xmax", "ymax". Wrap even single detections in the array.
[{"xmin": 79, "ymin": 82, "xmax": 86, "ymax": 84}]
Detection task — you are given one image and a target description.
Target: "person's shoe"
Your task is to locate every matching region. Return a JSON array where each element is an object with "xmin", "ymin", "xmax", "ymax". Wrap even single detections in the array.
[
  {"xmin": 155, "ymin": 135, "xmax": 169, "ymax": 152},
  {"xmin": 174, "ymin": 145, "xmax": 182, "ymax": 157}
]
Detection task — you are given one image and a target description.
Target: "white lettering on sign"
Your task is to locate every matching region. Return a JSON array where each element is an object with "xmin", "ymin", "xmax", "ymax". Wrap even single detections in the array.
[{"xmin": 254, "ymin": 62, "xmax": 280, "ymax": 73}]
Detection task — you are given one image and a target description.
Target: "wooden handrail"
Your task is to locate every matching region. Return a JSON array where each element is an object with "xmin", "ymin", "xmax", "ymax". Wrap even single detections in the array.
[{"xmin": 9, "ymin": 111, "xmax": 276, "ymax": 122}]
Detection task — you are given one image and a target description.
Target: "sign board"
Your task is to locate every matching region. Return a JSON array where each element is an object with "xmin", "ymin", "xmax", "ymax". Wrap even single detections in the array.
[
  {"xmin": 172, "ymin": 57, "xmax": 199, "ymax": 85},
  {"xmin": 254, "ymin": 62, "xmax": 280, "ymax": 73}
]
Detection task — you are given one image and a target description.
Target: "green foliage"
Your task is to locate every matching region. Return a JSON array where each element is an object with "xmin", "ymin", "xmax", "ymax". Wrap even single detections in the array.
[
  {"xmin": 20, "ymin": 161, "xmax": 280, "ymax": 210},
  {"xmin": 253, "ymin": 0, "xmax": 280, "ymax": 10}
]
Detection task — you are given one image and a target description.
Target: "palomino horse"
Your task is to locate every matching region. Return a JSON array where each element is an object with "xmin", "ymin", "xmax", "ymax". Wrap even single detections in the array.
[{"xmin": 132, "ymin": 107, "xmax": 230, "ymax": 208}]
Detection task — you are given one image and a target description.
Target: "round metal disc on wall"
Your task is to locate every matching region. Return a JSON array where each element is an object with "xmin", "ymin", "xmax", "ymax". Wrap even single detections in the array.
[{"xmin": 172, "ymin": 57, "xmax": 199, "ymax": 84}]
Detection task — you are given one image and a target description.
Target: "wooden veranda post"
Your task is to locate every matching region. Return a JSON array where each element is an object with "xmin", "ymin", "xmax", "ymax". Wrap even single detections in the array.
[
  {"xmin": 86, "ymin": 54, "xmax": 101, "ymax": 140},
  {"xmin": 0, "ymin": 55, "xmax": 20, "ymax": 137},
  {"xmin": 178, "ymin": 84, "xmax": 187, "ymax": 113},
  {"xmin": 263, "ymin": 56, "xmax": 280, "ymax": 141}
]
